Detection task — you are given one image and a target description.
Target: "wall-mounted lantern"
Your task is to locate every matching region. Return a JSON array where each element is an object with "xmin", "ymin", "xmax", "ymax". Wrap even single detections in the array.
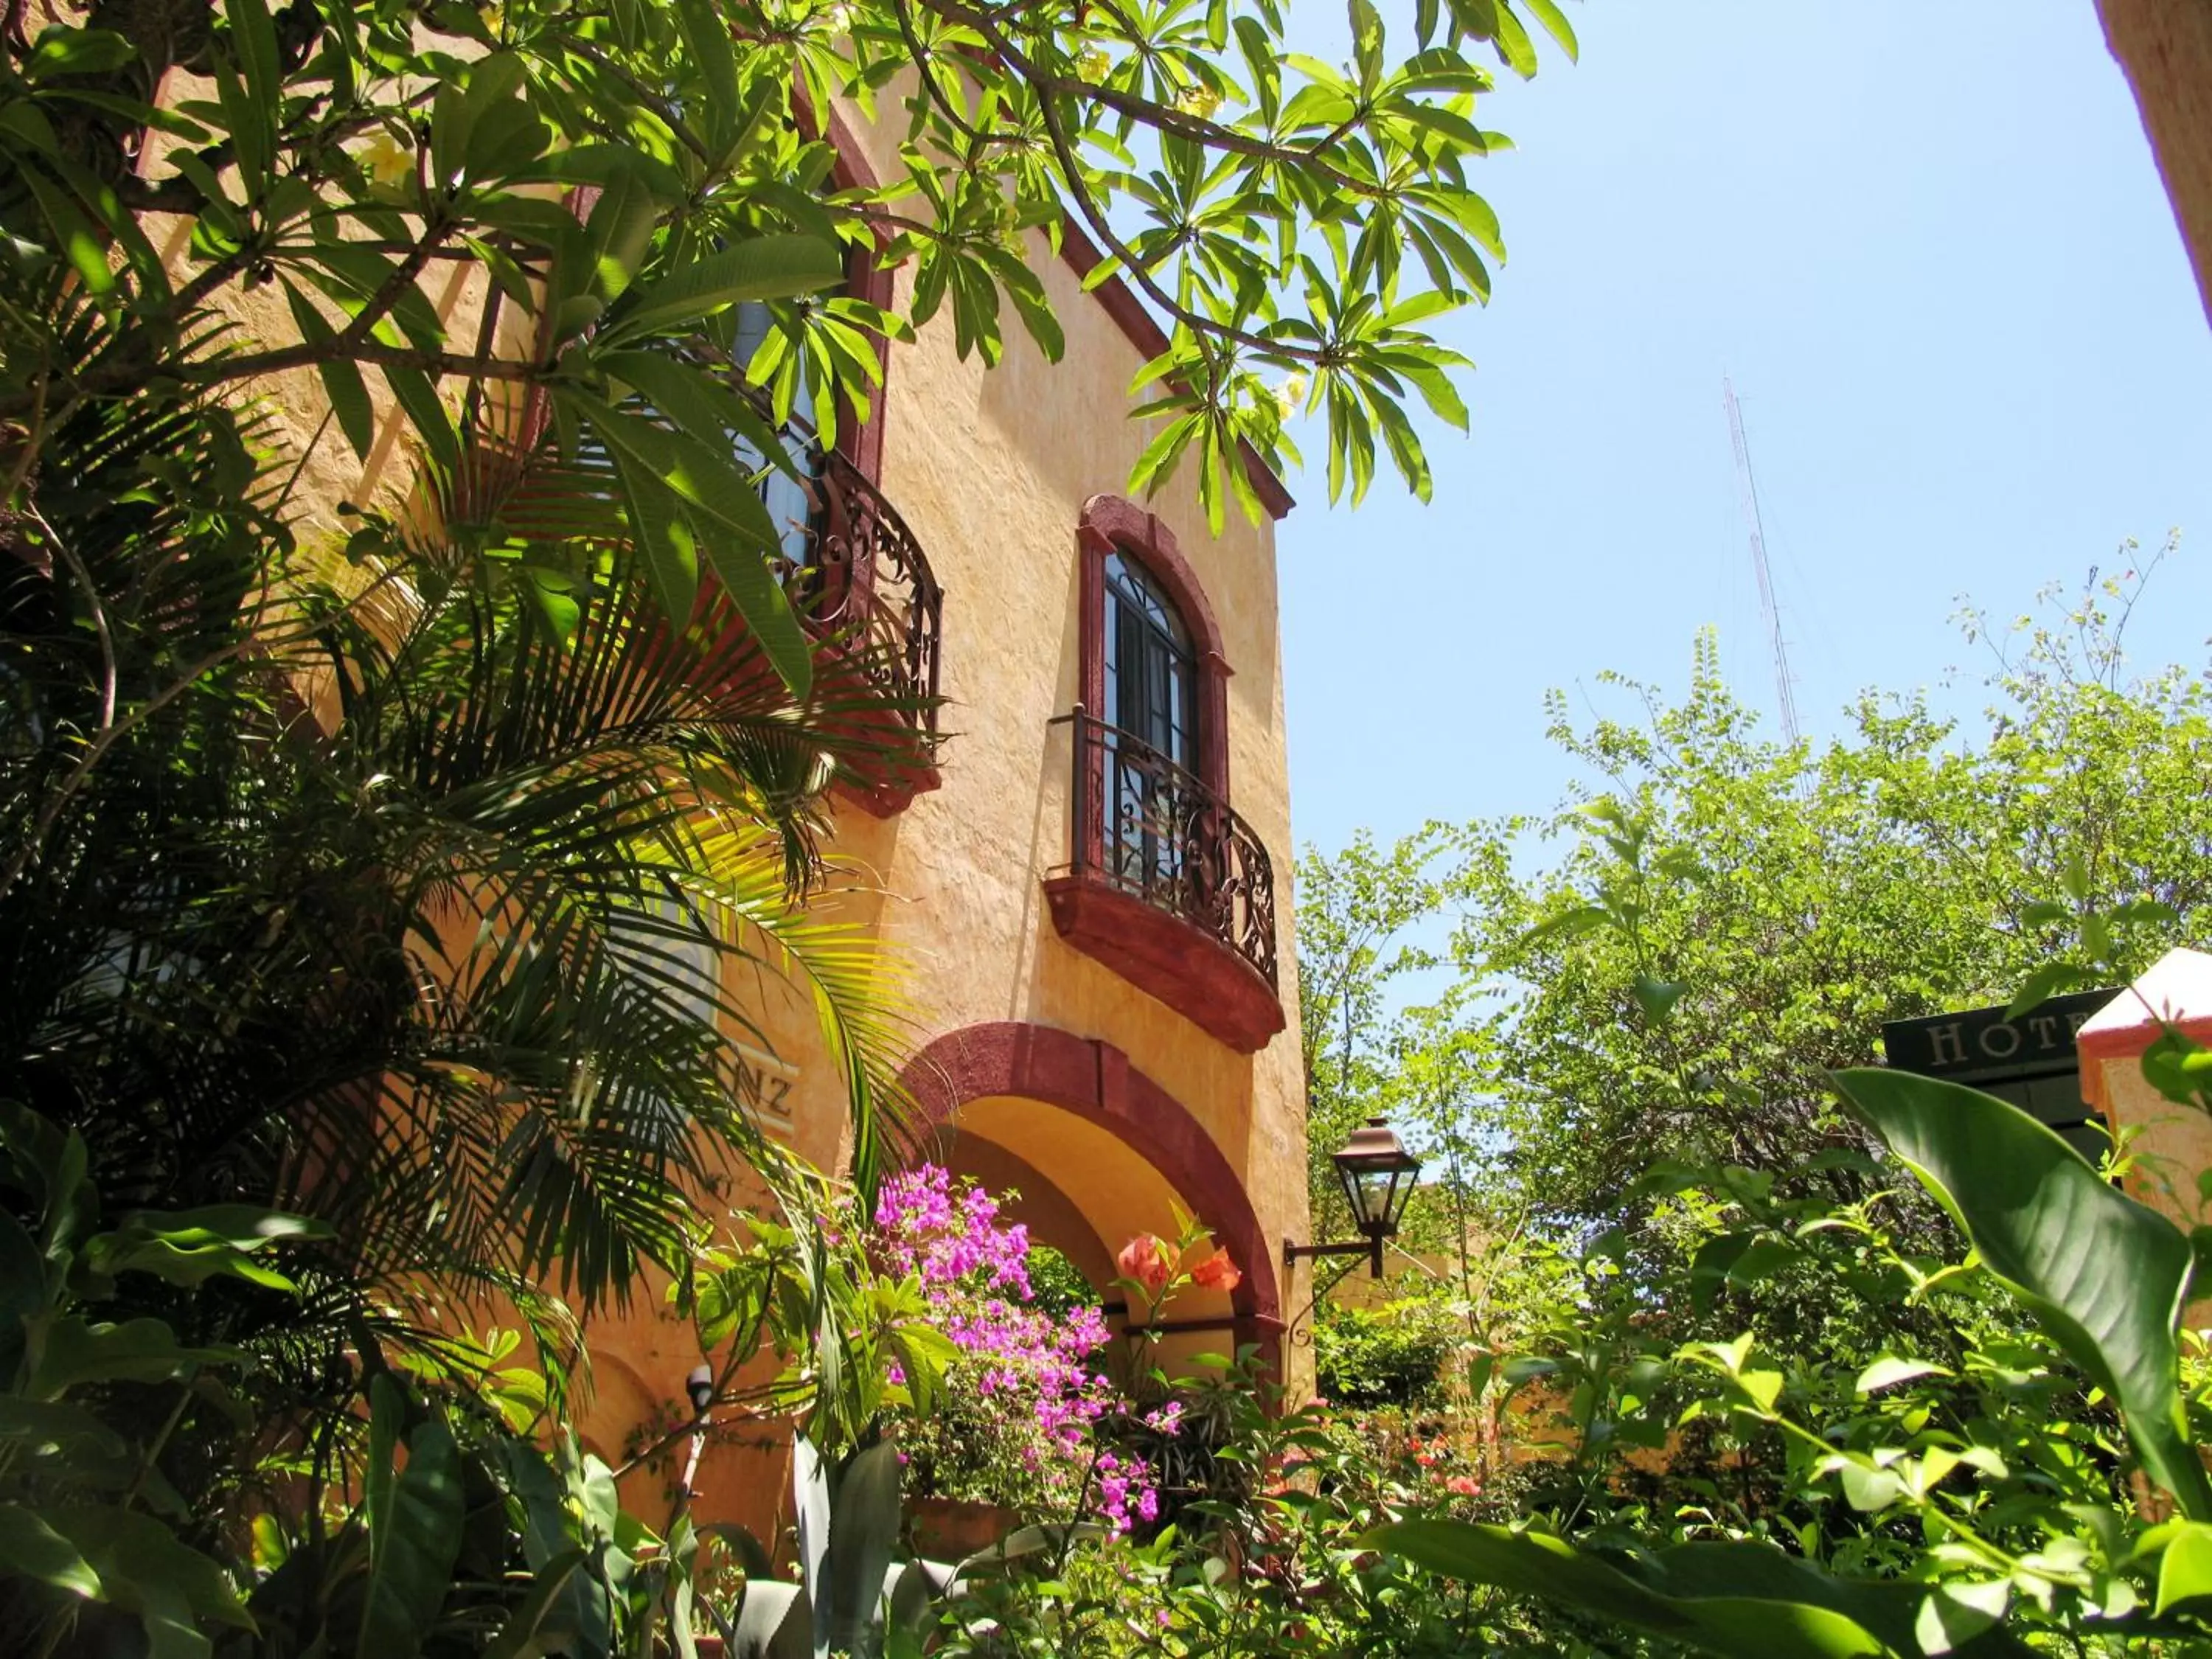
[
  {"xmin": 675, "ymin": 1363, "xmax": 716, "ymax": 1515},
  {"xmin": 1284, "ymin": 1116, "xmax": 1422, "ymax": 1279}
]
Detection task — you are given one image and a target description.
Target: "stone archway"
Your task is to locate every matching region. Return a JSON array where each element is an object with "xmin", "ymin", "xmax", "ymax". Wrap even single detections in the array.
[{"xmin": 898, "ymin": 1020, "xmax": 1284, "ymax": 1371}]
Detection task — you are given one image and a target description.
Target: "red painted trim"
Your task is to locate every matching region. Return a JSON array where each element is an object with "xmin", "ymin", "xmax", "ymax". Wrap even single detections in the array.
[
  {"xmin": 1043, "ymin": 876, "xmax": 1287, "ymax": 1054},
  {"xmin": 837, "ymin": 762, "xmax": 940, "ymax": 818},
  {"xmin": 1059, "ymin": 222, "xmax": 1296, "ymax": 522},
  {"xmin": 2077, "ymin": 1012, "xmax": 2212, "ymax": 1066},
  {"xmin": 1077, "ymin": 494, "xmax": 1231, "ymax": 799},
  {"xmin": 898, "ymin": 1021, "xmax": 1284, "ymax": 1357},
  {"xmin": 822, "ymin": 102, "xmax": 894, "ymax": 484}
]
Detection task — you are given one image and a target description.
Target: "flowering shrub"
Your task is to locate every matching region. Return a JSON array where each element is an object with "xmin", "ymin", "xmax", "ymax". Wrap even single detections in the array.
[
  {"xmin": 1325, "ymin": 1402, "xmax": 1498, "ymax": 1516},
  {"xmin": 930, "ymin": 1366, "xmax": 1541, "ymax": 1657},
  {"xmin": 874, "ymin": 1165, "xmax": 1160, "ymax": 1530},
  {"xmin": 1114, "ymin": 1229, "xmax": 1242, "ymax": 1311}
]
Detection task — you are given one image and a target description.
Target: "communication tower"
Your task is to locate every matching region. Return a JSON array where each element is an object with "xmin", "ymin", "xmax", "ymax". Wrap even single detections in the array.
[{"xmin": 1722, "ymin": 376, "xmax": 1802, "ymax": 745}]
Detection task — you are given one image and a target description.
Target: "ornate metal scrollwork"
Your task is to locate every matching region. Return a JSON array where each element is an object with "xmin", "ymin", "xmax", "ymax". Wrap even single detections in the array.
[
  {"xmin": 1063, "ymin": 710, "xmax": 1278, "ymax": 988},
  {"xmin": 783, "ymin": 451, "xmax": 944, "ymax": 736}
]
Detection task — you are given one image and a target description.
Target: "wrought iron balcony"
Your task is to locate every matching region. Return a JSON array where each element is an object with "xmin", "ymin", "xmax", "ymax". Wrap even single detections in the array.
[
  {"xmin": 781, "ymin": 450, "xmax": 944, "ymax": 737},
  {"xmin": 1045, "ymin": 710, "xmax": 1283, "ymax": 1051}
]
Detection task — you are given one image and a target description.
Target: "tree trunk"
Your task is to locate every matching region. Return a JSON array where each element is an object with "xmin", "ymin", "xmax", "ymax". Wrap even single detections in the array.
[{"xmin": 2098, "ymin": 0, "xmax": 2212, "ymax": 327}]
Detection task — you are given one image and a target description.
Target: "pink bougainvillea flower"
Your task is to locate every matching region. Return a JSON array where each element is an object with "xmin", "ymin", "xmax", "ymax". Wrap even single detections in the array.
[
  {"xmin": 1189, "ymin": 1248, "xmax": 1242, "ymax": 1293},
  {"xmin": 870, "ymin": 1164, "xmax": 1165, "ymax": 1534},
  {"xmin": 1444, "ymin": 1475, "xmax": 1481, "ymax": 1496},
  {"xmin": 1116, "ymin": 1233, "xmax": 1172, "ymax": 1296}
]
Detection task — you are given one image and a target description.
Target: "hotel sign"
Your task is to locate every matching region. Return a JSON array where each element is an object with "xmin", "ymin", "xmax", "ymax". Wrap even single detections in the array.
[{"xmin": 1882, "ymin": 991, "xmax": 2114, "ymax": 1084}]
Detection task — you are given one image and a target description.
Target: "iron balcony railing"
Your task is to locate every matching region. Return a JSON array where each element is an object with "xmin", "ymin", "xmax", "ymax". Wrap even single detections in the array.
[
  {"xmin": 1057, "ymin": 708, "xmax": 1278, "ymax": 988},
  {"xmin": 781, "ymin": 451, "xmax": 945, "ymax": 736},
  {"xmin": 569, "ymin": 394, "xmax": 943, "ymax": 737}
]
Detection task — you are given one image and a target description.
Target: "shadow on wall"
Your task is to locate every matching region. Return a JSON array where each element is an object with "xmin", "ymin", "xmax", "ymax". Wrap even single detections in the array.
[
  {"xmin": 930, "ymin": 1128, "xmax": 1117, "ymax": 1294},
  {"xmin": 1022, "ymin": 922, "xmax": 1260, "ymax": 1180},
  {"xmin": 1002, "ymin": 552, "xmax": 1088, "ymax": 1023},
  {"xmin": 967, "ymin": 254, "xmax": 1284, "ymax": 729}
]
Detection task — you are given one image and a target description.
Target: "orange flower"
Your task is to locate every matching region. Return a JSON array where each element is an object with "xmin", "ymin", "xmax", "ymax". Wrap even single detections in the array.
[
  {"xmin": 1117, "ymin": 1233, "xmax": 1172, "ymax": 1296},
  {"xmin": 1189, "ymin": 1248, "xmax": 1242, "ymax": 1293}
]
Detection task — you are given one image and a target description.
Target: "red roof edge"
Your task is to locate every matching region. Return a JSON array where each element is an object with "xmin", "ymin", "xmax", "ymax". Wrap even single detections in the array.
[{"xmin": 1058, "ymin": 220, "xmax": 1297, "ymax": 524}]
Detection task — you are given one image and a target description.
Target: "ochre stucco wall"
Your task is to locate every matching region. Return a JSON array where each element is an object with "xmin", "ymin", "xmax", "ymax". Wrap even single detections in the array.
[
  {"xmin": 576, "ymin": 140, "xmax": 1318, "ymax": 1531},
  {"xmin": 853, "ymin": 212, "xmax": 1307, "ymax": 1245},
  {"xmin": 2079, "ymin": 952, "xmax": 2212, "ymax": 1321},
  {"xmin": 2098, "ymin": 0, "xmax": 2212, "ymax": 327},
  {"xmin": 153, "ymin": 82, "xmax": 1314, "ymax": 1541},
  {"xmin": 2079, "ymin": 951, "xmax": 2212, "ymax": 1230}
]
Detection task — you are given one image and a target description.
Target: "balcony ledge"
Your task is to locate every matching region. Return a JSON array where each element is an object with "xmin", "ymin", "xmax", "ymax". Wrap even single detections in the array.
[
  {"xmin": 796, "ymin": 452, "xmax": 945, "ymax": 813},
  {"xmin": 1043, "ymin": 872, "xmax": 1286, "ymax": 1054},
  {"xmin": 839, "ymin": 762, "xmax": 941, "ymax": 818}
]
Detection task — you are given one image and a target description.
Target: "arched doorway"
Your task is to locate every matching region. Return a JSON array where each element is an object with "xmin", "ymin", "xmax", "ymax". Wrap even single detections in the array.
[{"xmin": 897, "ymin": 1020, "xmax": 1284, "ymax": 1377}]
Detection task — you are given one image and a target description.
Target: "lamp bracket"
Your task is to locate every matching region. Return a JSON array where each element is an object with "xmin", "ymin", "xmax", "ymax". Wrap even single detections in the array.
[{"xmin": 1283, "ymin": 1232, "xmax": 1388, "ymax": 1279}]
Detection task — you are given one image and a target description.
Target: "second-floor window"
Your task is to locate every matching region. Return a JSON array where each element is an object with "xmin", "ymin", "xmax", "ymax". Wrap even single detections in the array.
[
  {"xmin": 1103, "ymin": 550, "xmax": 1196, "ymax": 768},
  {"xmin": 1049, "ymin": 496, "xmax": 1281, "ymax": 1040},
  {"xmin": 1101, "ymin": 550, "xmax": 1199, "ymax": 893},
  {"xmin": 732, "ymin": 300, "xmax": 824, "ymax": 570}
]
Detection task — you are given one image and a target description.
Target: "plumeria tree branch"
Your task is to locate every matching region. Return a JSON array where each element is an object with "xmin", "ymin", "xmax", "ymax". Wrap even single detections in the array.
[{"xmin": 0, "ymin": 0, "xmax": 1575, "ymax": 569}]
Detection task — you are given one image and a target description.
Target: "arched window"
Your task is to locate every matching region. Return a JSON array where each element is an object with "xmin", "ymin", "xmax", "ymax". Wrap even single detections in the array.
[
  {"xmin": 1103, "ymin": 549, "xmax": 1197, "ymax": 769},
  {"xmin": 1054, "ymin": 495, "xmax": 1279, "ymax": 1051},
  {"xmin": 1077, "ymin": 495, "xmax": 1230, "ymax": 797},
  {"xmin": 731, "ymin": 299, "xmax": 824, "ymax": 569},
  {"xmin": 1099, "ymin": 549, "xmax": 1200, "ymax": 891}
]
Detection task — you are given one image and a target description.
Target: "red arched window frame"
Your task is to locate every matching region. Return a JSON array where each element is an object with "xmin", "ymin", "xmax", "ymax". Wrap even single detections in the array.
[
  {"xmin": 1077, "ymin": 494, "xmax": 1231, "ymax": 799},
  {"xmin": 820, "ymin": 102, "xmax": 894, "ymax": 485},
  {"xmin": 1052, "ymin": 495, "xmax": 1279, "ymax": 1051}
]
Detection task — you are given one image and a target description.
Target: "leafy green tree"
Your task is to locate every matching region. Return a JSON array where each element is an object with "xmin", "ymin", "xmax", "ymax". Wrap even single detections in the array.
[
  {"xmin": 0, "ymin": 365, "xmax": 918, "ymax": 1659},
  {"xmin": 1377, "ymin": 978, "xmax": 2212, "ymax": 1656},
  {"xmin": 1287, "ymin": 555, "xmax": 2212, "ymax": 1654},
  {"xmin": 1295, "ymin": 557, "xmax": 2212, "ymax": 1523},
  {"xmin": 0, "ymin": 0, "xmax": 1573, "ymax": 617},
  {"xmin": 1295, "ymin": 823, "xmax": 1468, "ymax": 1240},
  {"xmin": 1448, "ymin": 553, "xmax": 2212, "ymax": 1228}
]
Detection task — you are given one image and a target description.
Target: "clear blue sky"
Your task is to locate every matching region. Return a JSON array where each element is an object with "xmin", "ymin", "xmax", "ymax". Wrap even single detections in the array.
[{"xmin": 1277, "ymin": 1, "xmax": 2212, "ymax": 858}]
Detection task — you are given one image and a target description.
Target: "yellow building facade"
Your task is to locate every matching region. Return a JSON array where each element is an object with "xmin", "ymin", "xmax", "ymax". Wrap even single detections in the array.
[
  {"xmin": 134, "ymin": 40, "xmax": 1318, "ymax": 1520},
  {"xmin": 547, "ymin": 114, "xmax": 1315, "ymax": 1523}
]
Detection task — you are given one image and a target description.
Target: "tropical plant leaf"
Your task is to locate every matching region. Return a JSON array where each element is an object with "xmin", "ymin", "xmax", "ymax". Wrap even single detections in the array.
[
  {"xmin": 824, "ymin": 1439, "xmax": 902, "ymax": 1653},
  {"xmin": 1833, "ymin": 1066, "xmax": 2212, "ymax": 1520},
  {"xmin": 46, "ymin": 1504, "xmax": 255, "ymax": 1659},
  {"xmin": 0, "ymin": 1502, "xmax": 102, "ymax": 1599},
  {"xmin": 482, "ymin": 1547, "xmax": 592, "ymax": 1659},
  {"xmin": 603, "ymin": 235, "xmax": 846, "ymax": 344},
  {"xmin": 360, "ymin": 1379, "xmax": 466, "ymax": 1657},
  {"xmin": 728, "ymin": 1579, "xmax": 810, "ymax": 1659},
  {"xmin": 1371, "ymin": 1521, "xmax": 2036, "ymax": 1658},
  {"xmin": 25, "ymin": 1318, "xmax": 243, "ymax": 1399},
  {"xmin": 791, "ymin": 1433, "xmax": 831, "ymax": 1659},
  {"xmin": 83, "ymin": 1205, "xmax": 331, "ymax": 1287}
]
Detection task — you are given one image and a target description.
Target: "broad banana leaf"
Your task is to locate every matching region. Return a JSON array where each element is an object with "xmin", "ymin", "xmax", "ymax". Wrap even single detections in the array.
[
  {"xmin": 1834, "ymin": 1066, "xmax": 2212, "ymax": 1520},
  {"xmin": 1371, "ymin": 1522, "xmax": 2036, "ymax": 1659}
]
